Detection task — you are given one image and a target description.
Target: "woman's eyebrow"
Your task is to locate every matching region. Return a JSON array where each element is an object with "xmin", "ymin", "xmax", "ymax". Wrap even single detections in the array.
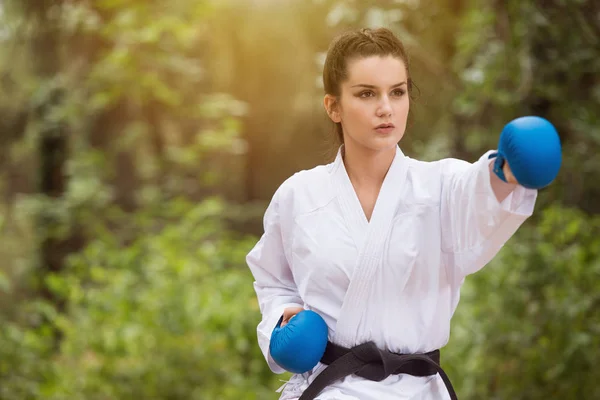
[{"xmin": 350, "ymin": 82, "xmax": 407, "ymax": 89}]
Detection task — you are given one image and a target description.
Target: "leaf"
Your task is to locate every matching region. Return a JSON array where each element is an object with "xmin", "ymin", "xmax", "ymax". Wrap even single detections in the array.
[{"xmin": 0, "ymin": 271, "xmax": 10, "ymax": 293}]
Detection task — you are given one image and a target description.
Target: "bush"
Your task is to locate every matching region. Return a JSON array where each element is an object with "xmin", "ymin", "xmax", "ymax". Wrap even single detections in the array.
[
  {"xmin": 0, "ymin": 197, "xmax": 283, "ymax": 399},
  {"xmin": 446, "ymin": 205, "xmax": 600, "ymax": 399},
  {"xmin": 0, "ymin": 317, "xmax": 56, "ymax": 400}
]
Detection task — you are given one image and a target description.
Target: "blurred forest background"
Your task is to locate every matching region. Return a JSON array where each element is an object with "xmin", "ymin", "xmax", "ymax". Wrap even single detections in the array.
[{"xmin": 0, "ymin": 0, "xmax": 599, "ymax": 399}]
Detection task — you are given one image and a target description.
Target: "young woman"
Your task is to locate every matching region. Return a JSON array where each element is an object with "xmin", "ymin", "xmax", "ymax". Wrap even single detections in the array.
[{"xmin": 246, "ymin": 28, "xmax": 537, "ymax": 400}]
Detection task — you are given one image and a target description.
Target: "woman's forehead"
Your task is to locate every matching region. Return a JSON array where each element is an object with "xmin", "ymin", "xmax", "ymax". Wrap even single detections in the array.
[{"xmin": 345, "ymin": 55, "xmax": 407, "ymax": 87}]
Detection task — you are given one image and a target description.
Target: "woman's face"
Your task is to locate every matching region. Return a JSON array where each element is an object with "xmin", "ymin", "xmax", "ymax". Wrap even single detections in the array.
[{"xmin": 325, "ymin": 55, "xmax": 410, "ymax": 154}]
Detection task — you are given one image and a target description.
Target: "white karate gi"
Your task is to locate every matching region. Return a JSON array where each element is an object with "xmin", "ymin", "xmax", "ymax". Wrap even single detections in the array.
[{"xmin": 246, "ymin": 145, "xmax": 537, "ymax": 400}]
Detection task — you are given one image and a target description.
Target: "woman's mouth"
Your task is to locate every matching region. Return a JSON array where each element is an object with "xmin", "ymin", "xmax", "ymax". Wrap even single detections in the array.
[{"xmin": 375, "ymin": 123, "xmax": 395, "ymax": 134}]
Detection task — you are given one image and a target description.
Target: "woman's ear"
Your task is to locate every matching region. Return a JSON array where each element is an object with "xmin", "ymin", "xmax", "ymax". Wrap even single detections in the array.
[{"xmin": 323, "ymin": 94, "xmax": 341, "ymax": 123}]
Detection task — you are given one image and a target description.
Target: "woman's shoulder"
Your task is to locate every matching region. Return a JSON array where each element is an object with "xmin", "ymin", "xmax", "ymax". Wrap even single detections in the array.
[
  {"xmin": 406, "ymin": 154, "xmax": 473, "ymax": 178},
  {"xmin": 285, "ymin": 163, "xmax": 332, "ymax": 187},
  {"xmin": 400, "ymin": 155, "xmax": 475, "ymax": 203},
  {"xmin": 272, "ymin": 161, "xmax": 336, "ymax": 214}
]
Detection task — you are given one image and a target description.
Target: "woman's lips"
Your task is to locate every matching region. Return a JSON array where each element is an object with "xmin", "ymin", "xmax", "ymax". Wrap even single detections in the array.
[{"xmin": 375, "ymin": 124, "xmax": 395, "ymax": 134}]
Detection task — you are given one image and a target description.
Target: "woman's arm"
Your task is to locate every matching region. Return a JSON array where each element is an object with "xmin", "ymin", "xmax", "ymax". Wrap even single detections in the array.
[
  {"xmin": 490, "ymin": 159, "xmax": 518, "ymax": 203},
  {"xmin": 246, "ymin": 185, "xmax": 304, "ymax": 373},
  {"xmin": 440, "ymin": 152, "xmax": 537, "ymax": 278}
]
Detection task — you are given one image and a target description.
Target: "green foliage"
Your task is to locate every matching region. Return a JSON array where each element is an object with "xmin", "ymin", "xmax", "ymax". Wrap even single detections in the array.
[
  {"xmin": 446, "ymin": 205, "xmax": 600, "ymax": 399},
  {"xmin": 451, "ymin": 0, "xmax": 600, "ymax": 210},
  {"xmin": 0, "ymin": 197, "xmax": 283, "ymax": 400},
  {"xmin": 1, "ymin": 0, "xmax": 598, "ymax": 399},
  {"xmin": 39, "ymin": 197, "xmax": 278, "ymax": 399},
  {"xmin": 0, "ymin": 317, "xmax": 56, "ymax": 400}
]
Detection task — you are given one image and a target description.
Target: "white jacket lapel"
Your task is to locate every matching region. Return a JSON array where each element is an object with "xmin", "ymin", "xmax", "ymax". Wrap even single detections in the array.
[{"xmin": 333, "ymin": 146, "xmax": 409, "ymax": 347}]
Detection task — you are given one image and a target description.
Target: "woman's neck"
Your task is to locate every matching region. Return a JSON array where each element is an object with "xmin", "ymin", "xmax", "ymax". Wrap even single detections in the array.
[{"xmin": 342, "ymin": 143, "xmax": 396, "ymax": 188}]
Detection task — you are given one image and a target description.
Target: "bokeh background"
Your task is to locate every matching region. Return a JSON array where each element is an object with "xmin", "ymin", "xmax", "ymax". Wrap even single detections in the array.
[{"xmin": 1, "ymin": 0, "xmax": 599, "ymax": 399}]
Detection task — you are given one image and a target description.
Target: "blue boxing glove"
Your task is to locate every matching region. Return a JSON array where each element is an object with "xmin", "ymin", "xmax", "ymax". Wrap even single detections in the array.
[
  {"xmin": 269, "ymin": 310, "xmax": 328, "ymax": 374},
  {"xmin": 491, "ymin": 116, "xmax": 562, "ymax": 189}
]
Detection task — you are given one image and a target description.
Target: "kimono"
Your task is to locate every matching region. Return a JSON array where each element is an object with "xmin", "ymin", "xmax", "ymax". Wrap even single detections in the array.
[{"xmin": 246, "ymin": 145, "xmax": 537, "ymax": 399}]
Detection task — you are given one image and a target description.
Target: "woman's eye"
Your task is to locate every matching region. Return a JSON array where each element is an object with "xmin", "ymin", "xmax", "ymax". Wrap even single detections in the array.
[
  {"xmin": 359, "ymin": 91, "xmax": 374, "ymax": 98},
  {"xmin": 392, "ymin": 89, "xmax": 406, "ymax": 96}
]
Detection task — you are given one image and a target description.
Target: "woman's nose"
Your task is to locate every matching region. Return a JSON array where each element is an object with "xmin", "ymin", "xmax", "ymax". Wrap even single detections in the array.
[{"xmin": 377, "ymin": 96, "xmax": 392, "ymax": 117}]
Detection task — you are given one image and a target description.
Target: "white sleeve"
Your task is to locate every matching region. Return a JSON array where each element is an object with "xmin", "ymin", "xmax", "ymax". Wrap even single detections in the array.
[
  {"xmin": 440, "ymin": 150, "xmax": 538, "ymax": 278},
  {"xmin": 246, "ymin": 185, "xmax": 303, "ymax": 373}
]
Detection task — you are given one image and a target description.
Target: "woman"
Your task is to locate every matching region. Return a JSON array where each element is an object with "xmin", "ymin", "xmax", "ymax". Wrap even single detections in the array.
[{"xmin": 246, "ymin": 27, "xmax": 536, "ymax": 400}]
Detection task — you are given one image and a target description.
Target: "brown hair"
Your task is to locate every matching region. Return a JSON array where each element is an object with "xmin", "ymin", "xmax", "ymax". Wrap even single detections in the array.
[{"xmin": 322, "ymin": 28, "xmax": 416, "ymax": 146}]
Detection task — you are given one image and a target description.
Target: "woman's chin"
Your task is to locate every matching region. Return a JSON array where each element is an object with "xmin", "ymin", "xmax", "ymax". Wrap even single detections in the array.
[{"xmin": 367, "ymin": 134, "xmax": 404, "ymax": 150}]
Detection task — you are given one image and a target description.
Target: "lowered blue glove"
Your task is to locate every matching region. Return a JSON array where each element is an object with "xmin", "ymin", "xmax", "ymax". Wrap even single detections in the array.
[
  {"xmin": 269, "ymin": 310, "xmax": 328, "ymax": 374},
  {"xmin": 491, "ymin": 116, "xmax": 562, "ymax": 189}
]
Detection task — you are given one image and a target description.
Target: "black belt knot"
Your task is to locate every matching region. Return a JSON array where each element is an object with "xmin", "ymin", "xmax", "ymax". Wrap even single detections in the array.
[{"xmin": 298, "ymin": 341, "xmax": 457, "ymax": 400}]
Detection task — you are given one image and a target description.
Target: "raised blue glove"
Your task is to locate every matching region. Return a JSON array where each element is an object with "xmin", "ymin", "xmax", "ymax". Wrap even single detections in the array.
[
  {"xmin": 491, "ymin": 116, "xmax": 562, "ymax": 189},
  {"xmin": 269, "ymin": 310, "xmax": 328, "ymax": 374}
]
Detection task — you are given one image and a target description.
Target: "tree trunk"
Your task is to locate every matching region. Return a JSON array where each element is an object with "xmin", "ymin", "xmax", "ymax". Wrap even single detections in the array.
[{"xmin": 24, "ymin": 0, "xmax": 83, "ymax": 313}]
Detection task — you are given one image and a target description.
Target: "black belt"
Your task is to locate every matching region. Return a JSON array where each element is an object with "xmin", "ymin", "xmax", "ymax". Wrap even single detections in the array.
[{"xmin": 298, "ymin": 341, "xmax": 458, "ymax": 400}]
